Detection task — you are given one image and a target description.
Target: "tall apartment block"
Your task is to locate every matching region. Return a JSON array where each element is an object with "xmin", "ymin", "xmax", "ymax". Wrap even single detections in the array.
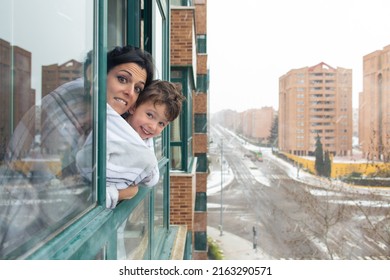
[
  {"xmin": 359, "ymin": 44, "xmax": 390, "ymax": 161},
  {"xmin": 41, "ymin": 59, "xmax": 82, "ymax": 98},
  {"xmin": 0, "ymin": 39, "xmax": 35, "ymax": 160},
  {"xmin": 170, "ymin": 0, "xmax": 208, "ymax": 260},
  {"xmin": 279, "ymin": 62, "xmax": 352, "ymax": 156}
]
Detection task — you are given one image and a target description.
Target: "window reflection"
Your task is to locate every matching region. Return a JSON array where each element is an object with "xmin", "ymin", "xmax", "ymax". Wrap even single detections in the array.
[
  {"xmin": 0, "ymin": 0, "xmax": 94, "ymax": 258},
  {"xmin": 153, "ymin": 176, "xmax": 164, "ymax": 258},
  {"xmin": 118, "ymin": 195, "xmax": 150, "ymax": 260}
]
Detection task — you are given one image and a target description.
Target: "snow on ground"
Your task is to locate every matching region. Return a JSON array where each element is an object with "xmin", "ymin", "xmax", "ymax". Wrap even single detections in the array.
[{"xmin": 207, "ymin": 129, "xmax": 390, "ymax": 200}]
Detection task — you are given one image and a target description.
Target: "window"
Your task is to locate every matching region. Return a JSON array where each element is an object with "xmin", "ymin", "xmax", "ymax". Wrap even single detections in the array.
[
  {"xmin": 197, "ymin": 35, "xmax": 207, "ymax": 54},
  {"xmin": 0, "ymin": 0, "xmax": 94, "ymax": 258},
  {"xmin": 195, "ymin": 114, "xmax": 207, "ymax": 133},
  {"xmin": 171, "ymin": 68, "xmax": 194, "ymax": 172},
  {"xmin": 0, "ymin": 0, "xmax": 175, "ymax": 261}
]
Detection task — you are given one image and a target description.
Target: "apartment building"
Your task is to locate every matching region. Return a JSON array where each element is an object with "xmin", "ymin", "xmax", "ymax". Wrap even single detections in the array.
[
  {"xmin": 0, "ymin": 0, "xmax": 208, "ymax": 260},
  {"xmin": 0, "ymin": 39, "xmax": 35, "ymax": 160},
  {"xmin": 279, "ymin": 62, "xmax": 352, "ymax": 156},
  {"xmin": 359, "ymin": 44, "xmax": 390, "ymax": 161},
  {"xmin": 41, "ymin": 59, "xmax": 83, "ymax": 98},
  {"xmin": 170, "ymin": 0, "xmax": 209, "ymax": 260}
]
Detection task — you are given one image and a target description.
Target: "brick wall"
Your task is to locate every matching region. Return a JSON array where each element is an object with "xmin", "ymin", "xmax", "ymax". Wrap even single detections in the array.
[
  {"xmin": 192, "ymin": 251, "xmax": 207, "ymax": 260},
  {"xmin": 194, "ymin": 93, "xmax": 207, "ymax": 113},
  {"xmin": 171, "ymin": 1, "xmax": 208, "ymax": 260},
  {"xmin": 196, "ymin": 173, "xmax": 207, "ymax": 193},
  {"xmin": 195, "ymin": 2, "xmax": 207, "ymax": 34},
  {"xmin": 194, "ymin": 133, "xmax": 208, "ymax": 153},
  {"xmin": 194, "ymin": 212, "xmax": 207, "ymax": 231},
  {"xmin": 171, "ymin": 9, "xmax": 194, "ymax": 66},
  {"xmin": 170, "ymin": 173, "xmax": 196, "ymax": 231},
  {"xmin": 197, "ymin": 54, "xmax": 207, "ymax": 74}
]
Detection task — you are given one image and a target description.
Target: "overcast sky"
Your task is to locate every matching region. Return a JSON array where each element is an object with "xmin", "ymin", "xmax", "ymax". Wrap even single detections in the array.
[{"xmin": 207, "ymin": 0, "xmax": 390, "ymax": 113}]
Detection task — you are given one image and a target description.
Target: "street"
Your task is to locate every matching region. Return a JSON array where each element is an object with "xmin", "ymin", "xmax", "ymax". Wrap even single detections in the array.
[{"xmin": 208, "ymin": 125, "xmax": 390, "ymax": 259}]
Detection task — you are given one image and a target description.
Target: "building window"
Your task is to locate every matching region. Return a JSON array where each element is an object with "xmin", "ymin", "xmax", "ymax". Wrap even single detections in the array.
[
  {"xmin": 197, "ymin": 35, "xmax": 207, "ymax": 54},
  {"xmin": 171, "ymin": 68, "xmax": 194, "ymax": 172},
  {"xmin": 195, "ymin": 192, "xmax": 207, "ymax": 211},
  {"xmin": 0, "ymin": 0, "xmax": 95, "ymax": 258},
  {"xmin": 195, "ymin": 113, "xmax": 207, "ymax": 133},
  {"xmin": 1, "ymin": 0, "xmax": 174, "ymax": 260},
  {"xmin": 196, "ymin": 74, "xmax": 207, "ymax": 93},
  {"xmin": 195, "ymin": 153, "xmax": 208, "ymax": 172},
  {"xmin": 194, "ymin": 231, "xmax": 207, "ymax": 250}
]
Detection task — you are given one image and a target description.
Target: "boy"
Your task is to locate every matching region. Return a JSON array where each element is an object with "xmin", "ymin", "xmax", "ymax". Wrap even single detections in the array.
[{"xmin": 77, "ymin": 80, "xmax": 185, "ymax": 209}]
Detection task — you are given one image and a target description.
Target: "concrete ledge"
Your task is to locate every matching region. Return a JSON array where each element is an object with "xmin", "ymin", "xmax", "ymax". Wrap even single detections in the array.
[{"xmin": 170, "ymin": 225, "xmax": 188, "ymax": 260}]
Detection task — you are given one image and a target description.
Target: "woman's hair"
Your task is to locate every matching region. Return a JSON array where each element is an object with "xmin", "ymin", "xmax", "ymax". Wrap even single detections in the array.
[
  {"xmin": 135, "ymin": 79, "xmax": 186, "ymax": 122},
  {"xmin": 107, "ymin": 45, "xmax": 155, "ymax": 87}
]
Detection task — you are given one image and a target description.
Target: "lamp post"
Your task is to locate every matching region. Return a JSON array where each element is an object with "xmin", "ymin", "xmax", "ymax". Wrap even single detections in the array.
[{"xmin": 220, "ymin": 138, "xmax": 223, "ymax": 236}]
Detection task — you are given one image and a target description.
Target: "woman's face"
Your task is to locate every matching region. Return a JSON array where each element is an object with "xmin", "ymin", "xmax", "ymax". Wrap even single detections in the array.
[{"xmin": 106, "ymin": 63, "xmax": 147, "ymax": 115}]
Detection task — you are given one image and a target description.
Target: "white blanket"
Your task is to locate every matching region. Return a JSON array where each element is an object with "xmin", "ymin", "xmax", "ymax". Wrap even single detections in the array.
[{"xmin": 76, "ymin": 104, "xmax": 159, "ymax": 208}]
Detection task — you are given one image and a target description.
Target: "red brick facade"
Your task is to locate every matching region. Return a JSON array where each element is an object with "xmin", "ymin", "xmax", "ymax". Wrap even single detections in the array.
[
  {"xmin": 194, "ymin": 92, "xmax": 207, "ymax": 113},
  {"xmin": 170, "ymin": 173, "xmax": 196, "ymax": 231},
  {"xmin": 194, "ymin": 133, "xmax": 208, "ymax": 153},
  {"xmin": 170, "ymin": 0, "xmax": 208, "ymax": 260},
  {"xmin": 171, "ymin": 9, "xmax": 195, "ymax": 66}
]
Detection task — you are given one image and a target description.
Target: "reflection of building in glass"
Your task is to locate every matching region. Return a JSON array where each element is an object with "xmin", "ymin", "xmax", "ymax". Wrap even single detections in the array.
[
  {"xmin": 279, "ymin": 62, "xmax": 352, "ymax": 157},
  {"xmin": 359, "ymin": 44, "xmax": 390, "ymax": 161},
  {"xmin": 0, "ymin": 39, "xmax": 35, "ymax": 160},
  {"xmin": 42, "ymin": 59, "xmax": 82, "ymax": 98}
]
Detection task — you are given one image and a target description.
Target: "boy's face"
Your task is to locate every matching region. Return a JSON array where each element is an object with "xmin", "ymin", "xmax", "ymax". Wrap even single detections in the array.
[
  {"xmin": 128, "ymin": 101, "xmax": 169, "ymax": 140},
  {"xmin": 106, "ymin": 63, "xmax": 147, "ymax": 115}
]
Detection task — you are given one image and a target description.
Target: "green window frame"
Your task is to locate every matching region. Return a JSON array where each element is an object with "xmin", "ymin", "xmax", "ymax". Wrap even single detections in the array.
[
  {"xmin": 196, "ymin": 34, "xmax": 207, "ymax": 54},
  {"xmin": 194, "ymin": 113, "xmax": 207, "ymax": 133},
  {"xmin": 0, "ymin": 0, "xmax": 173, "ymax": 260},
  {"xmin": 195, "ymin": 152, "xmax": 208, "ymax": 173},
  {"xmin": 196, "ymin": 74, "xmax": 208, "ymax": 93},
  {"xmin": 171, "ymin": 67, "xmax": 194, "ymax": 172}
]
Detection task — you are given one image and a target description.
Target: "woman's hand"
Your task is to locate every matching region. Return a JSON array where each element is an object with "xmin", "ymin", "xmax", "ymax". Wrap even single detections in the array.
[{"xmin": 118, "ymin": 185, "xmax": 139, "ymax": 201}]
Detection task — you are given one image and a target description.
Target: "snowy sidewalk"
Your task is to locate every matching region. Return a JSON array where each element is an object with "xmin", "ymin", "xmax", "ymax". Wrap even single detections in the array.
[{"xmin": 207, "ymin": 226, "xmax": 272, "ymax": 260}]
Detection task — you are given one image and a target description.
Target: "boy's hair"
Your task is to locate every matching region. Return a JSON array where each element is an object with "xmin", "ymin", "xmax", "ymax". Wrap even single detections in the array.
[{"xmin": 135, "ymin": 80, "xmax": 186, "ymax": 122}]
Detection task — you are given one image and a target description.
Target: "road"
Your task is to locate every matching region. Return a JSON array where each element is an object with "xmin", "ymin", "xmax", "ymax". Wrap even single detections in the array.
[{"xmin": 208, "ymin": 125, "xmax": 390, "ymax": 259}]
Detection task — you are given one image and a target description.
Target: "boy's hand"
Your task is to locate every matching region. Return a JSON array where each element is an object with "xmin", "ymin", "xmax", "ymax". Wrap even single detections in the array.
[{"xmin": 118, "ymin": 185, "xmax": 139, "ymax": 200}]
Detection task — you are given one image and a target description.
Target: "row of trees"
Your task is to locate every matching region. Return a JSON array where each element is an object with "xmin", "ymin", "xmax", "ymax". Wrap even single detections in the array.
[{"xmin": 268, "ymin": 118, "xmax": 332, "ymax": 178}]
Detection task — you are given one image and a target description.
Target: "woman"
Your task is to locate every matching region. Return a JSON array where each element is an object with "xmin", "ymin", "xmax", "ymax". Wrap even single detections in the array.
[
  {"xmin": 80, "ymin": 46, "xmax": 156, "ymax": 205},
  {"xmin": 0, "ymin": 46, "xmax": 154, "ymax": 257},
  {"xmin": 6, "ymin": 45, "xmax": 154, "ymax": 198}
]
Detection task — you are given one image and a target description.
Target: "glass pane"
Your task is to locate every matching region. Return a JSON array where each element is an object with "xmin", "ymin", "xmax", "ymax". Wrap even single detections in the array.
[
  {"xmin": 171, "ymin": 118, "xmax": 181, "ymax": 141},
  {"xmin": 107, "ymin": 0, "xmax": 126, "ymax": 49},
  {"xmin": 154, "ymin": 136, "xmax": 163, "ymax": 160},
  {"xmin": 153, "ymin": 175, "xmax": 164, "ymax": 258},
  {"xmin": 0, "ymin": 0, "xmax": 94, "ymax": 258},
  {"xmin": 118, "ymin": 196, "xmax": 150, "ymax": 260},
  {"xmin": 171, "ymin": 146, "xmax": 182, "ymax": 170}
]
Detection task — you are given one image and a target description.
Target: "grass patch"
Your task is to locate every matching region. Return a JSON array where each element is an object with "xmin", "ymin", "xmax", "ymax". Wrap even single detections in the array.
[{"xmin": 207, "ymin": 237, "xmax": 224, "ymax": 260}]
